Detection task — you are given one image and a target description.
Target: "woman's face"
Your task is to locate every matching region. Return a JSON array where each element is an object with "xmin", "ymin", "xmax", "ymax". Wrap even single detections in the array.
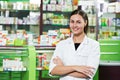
[{"xmin": 69, "ymin": 14, "xmax": 87, "ymax": 35}]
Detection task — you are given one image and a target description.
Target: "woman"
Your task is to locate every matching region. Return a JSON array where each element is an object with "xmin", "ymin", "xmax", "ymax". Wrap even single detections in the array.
[{"xmin": 49, "ymin": 9, "xmax": 100, "ymax": 80}]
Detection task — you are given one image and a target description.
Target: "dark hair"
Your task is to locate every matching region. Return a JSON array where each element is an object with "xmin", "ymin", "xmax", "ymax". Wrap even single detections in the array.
[{"xmin": 70, "ymin": 9, "xmax": 89, "ymax": 34}]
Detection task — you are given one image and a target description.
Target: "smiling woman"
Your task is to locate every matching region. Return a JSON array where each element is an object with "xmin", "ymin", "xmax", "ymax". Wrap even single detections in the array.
[{"xmin": 49, "ymin": 9, "xmax": 100, "ymax": 80}]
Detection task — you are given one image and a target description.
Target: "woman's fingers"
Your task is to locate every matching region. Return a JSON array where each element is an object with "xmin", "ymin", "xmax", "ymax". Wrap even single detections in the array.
[
  {"xmin": 83, "ymin": 68, "xmax": 94, "ymax": 77},
  {"xmin": 53, "ymin": 56, "xmax": 64, "ymax": 65},
  {"xmin": 74, "ymin": 66, "xmax": 95, "ymax": 77},
  {"xmin": 53, "ymin": 58, "xmax": 57, "ymax": 64}
]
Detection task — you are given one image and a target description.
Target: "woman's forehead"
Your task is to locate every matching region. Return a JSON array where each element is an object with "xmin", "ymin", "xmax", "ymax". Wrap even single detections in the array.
[{"xmin": 70, "ymin": 14, "xmax": 83, "ymax": 20}]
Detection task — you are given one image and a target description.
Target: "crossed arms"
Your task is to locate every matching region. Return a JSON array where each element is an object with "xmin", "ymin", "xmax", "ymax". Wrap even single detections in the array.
[{"xmin": 50, "ymin": 56, "xmax": 95, "ymax": 79}]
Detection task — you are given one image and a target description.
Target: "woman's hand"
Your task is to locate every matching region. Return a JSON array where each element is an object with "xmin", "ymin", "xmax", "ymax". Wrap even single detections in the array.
[
  {"xmin": 74, "ymin": 66, "xmax": 95, "ymax": 77},
  {"xmin": 53, "ymin": 56, "xmax": 64, "ymax": 65}
]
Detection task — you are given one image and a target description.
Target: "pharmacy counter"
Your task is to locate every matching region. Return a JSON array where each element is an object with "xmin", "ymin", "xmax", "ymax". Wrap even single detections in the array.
[
  {"xmin": 99, "ymin": 60, "xmax": 120, "ymax": 80},
  {"xmin": 100, "ymin": 61, "xmax": 120, "ymax": 66}
]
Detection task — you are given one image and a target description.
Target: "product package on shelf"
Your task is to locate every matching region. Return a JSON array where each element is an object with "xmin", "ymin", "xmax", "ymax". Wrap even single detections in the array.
[
  {"xmin": 37, "ymin": 53, "xmax": 51, "ymax": 70},
  {"xmin": 3, "ymin": 58, "xmax": 26, "ymax": 71}
]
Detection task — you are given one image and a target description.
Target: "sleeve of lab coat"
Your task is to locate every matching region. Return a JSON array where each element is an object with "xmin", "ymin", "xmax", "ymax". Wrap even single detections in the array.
[
  {"xmin": 49, "ymin": 42, "xmax": 63, "ymax": 76},
  {"xmin": 86, "ymin": 42, "xmax": 100, "ymax": 78}
]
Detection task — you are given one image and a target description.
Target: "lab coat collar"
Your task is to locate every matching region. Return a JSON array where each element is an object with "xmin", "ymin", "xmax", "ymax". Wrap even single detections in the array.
[
  {"xmin": 81, "ymin": 35, "xmax": 89, "ymax": 45},
  {"xmin": 69, "ymin": 34, "xmax": 89, "ymax": 45}
]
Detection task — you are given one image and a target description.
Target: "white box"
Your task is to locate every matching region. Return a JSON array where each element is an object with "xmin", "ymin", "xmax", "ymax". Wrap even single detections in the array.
[
  {"xmin": 0, "ymin": 25, "xmax": 3, "ymax": 30},
  {"xmin": 116, "ymin": 2, "xmax": 120, "ymax": 13}
]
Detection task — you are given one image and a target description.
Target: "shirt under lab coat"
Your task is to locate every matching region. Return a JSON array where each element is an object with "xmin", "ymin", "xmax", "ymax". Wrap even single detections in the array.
[{"xmin": 49, "ymin": 35, "xmax": 100, "ymax": 80}]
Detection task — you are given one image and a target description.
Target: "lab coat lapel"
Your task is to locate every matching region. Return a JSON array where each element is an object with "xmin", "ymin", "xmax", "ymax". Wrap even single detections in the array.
[
  {"xmin": 76, "ymin": 36, "xmax": 88, "ymax": 53},
  {"xmin": 68, "ymin": 37, "xmax": 76, "ymax": 51}
]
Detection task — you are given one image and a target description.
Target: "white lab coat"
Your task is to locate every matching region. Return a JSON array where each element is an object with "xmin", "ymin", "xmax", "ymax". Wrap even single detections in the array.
[{"xmin": 49, "ymin": 35, "xmax": 100, "ymax": 80}]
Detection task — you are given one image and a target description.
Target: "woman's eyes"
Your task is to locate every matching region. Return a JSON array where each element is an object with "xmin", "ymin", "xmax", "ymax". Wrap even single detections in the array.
[{"xmin": 70, "ymin": 21, "xmax": 81, "ymax": 24}]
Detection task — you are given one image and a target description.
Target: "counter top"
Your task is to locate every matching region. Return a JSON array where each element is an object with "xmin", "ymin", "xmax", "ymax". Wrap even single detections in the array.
[{"xmin": 100, "ymin": 61, "xmax": 120, "ymax": 66}]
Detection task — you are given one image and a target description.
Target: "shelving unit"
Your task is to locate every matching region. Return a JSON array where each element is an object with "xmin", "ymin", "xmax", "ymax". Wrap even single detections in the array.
[
  {"xmin": 98, "ymin": 1, "xmax": 120, "ymax": 40},
  {"xmin": 0, "ymin": 1, "xmax": 40, "ymax": 35},
  {"xmin": 35, "ymin": 46, "xmax": 59, "ymax": 80},
  {"xmin": 40, "ymin": 0, "xmax": 74, "ymax": 34},
  {"xmin": 0, "ymin": 46, "xmax": 37, "ymax": 80},
  {"xmin": 97, "ymin": 1, "xmax": 120, "ymax": 80}
]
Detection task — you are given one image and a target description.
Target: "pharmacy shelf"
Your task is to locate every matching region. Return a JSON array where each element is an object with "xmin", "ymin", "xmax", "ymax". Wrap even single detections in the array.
[
  {"xmin": 0, "ymin": 23, "xmax": 39, "ymax": 26},
  {"xmin": 43, "ymin": 24, "xmax": 69, "ymax": 27},
  {"xmin": 0, "ymin": 46, "xmax": 36, "ymax": 80},
  {"xmin": 43, "ymin": 11, "xmax": 71, "ymax": 15}
]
